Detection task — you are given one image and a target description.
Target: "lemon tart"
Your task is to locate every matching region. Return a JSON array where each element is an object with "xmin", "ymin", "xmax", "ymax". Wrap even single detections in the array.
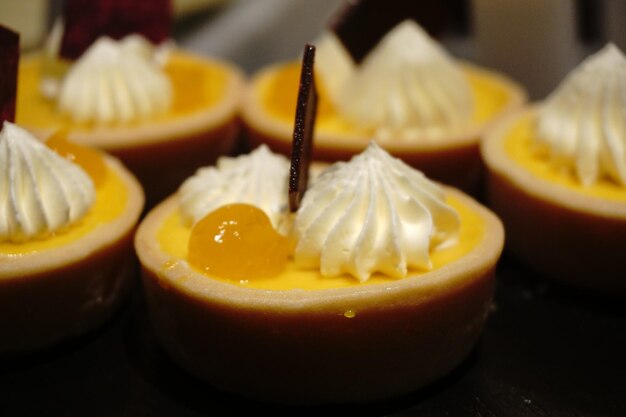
[
  {"xmin": 0, "ymin": 123, "xmax": 144, "ymax": 355},
  {"xmin": 137, "ymin": 45, "xmax": 504, "ymax": 404},
  {"xmin": 241, "ymin": 20, "xmax": 525, "ymax": 194},
  {"xmin": 135, "ymin": 140, "xmax": 504, "ymax": 404},
  {"xmin": 481, "ymin": 44, "xmax": 626, "ymax": 293},
  {"xmin": 17, "ymin": 43, "xmax": 245, "ymax": 208}
]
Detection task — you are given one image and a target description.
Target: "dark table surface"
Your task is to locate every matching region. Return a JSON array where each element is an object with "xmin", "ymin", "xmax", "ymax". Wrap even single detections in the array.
[{"xmin": 1, "ymin": 252, "xmax": 625, "ymax": 417}]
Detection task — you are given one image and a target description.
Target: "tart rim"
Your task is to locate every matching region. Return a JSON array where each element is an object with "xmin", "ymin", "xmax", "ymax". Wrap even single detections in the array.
[
  {"xmin": 481, "ymin": 105, "xmax": 626, "ymax": 220},
  {"xmin": 0, "ymin": 154, "xmax": 144, "ymax": 278},
  {"xmin": 134, "ymin": 187, "xmax": 504, "ymax": 311}
]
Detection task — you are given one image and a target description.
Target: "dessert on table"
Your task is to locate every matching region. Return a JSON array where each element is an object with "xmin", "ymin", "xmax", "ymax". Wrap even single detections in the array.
[
  {"xmin": 480, "ymin": 43, "xmax": 626, "ymax": 294},
  {"xmin": 0, "ymin": 25, "xmax": 144, "ymax": 355},
  {"xmin": 241, "ymin": 0, "xmax": 526, "ymax": 194},
  {"xmin": 15, "ymin": 0, "xmax": 245, "ymax": 207},
  {"xmin": 135, "ymin": 45, "xmax": 505, "ymax": 404}
]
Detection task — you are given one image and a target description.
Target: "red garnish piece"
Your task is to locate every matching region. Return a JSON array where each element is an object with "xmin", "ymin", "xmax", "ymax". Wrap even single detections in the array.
[
  {"xmin": 329, "ymin": 0, "xmax": 447, "ymax": 63},
  {"xmin": 60, "ymin": 0, "xmax": 172, "ymax": 60},
  {"xmin": 0, "ymin": 25, "xmax": 19, "ymax": 123},
  {"xmin": 289, "ymin": 44, "xmax": 318, "ymax": 212}
]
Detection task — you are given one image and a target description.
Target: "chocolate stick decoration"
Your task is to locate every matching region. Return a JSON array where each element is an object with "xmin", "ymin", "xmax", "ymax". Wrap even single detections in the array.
[
  {"xmin": 289, "ymin": 44, "xmax": 318, "ymax": 212},
  {"xmin": 0, "ymin": 25, "xmax": 19, "ymax": 123}
]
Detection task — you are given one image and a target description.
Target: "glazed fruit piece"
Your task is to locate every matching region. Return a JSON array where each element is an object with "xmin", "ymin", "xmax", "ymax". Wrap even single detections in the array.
[
  {"xmin": 15, "ymin": 0, "xmax": 245, "ymax": 207},
  {"xmin": 481, "ymin": 44, "xmax": 626, "ymax": 294},
  {"xmin": 241, "ymin": 9, "xmax": 526, "ymax": 194}
]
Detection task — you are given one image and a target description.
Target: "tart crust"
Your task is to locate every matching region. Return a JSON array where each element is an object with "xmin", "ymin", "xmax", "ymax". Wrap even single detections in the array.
[
  {"xmin": 481, "ymin": 107, "xmax": 626, "ymax": 293},
  {"xmin": 0, "ymin": 156, "xmax": 144, "ymax": 355},
  {"xmin": 134, "ymin": 188, "xmax": 504, "ymax": 404},
  {"xmin": 241, "ymin": 61, "xmax": 526, "ymax": 194},
  {"xmin": 17, "ymin": 51, "xmax": 246, "ymax": 207}
]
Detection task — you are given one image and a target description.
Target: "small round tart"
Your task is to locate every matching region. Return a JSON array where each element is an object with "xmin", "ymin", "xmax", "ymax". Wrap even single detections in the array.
[
  {"xmin": 241, "ymin": 60, "xmax": 525, "ymax": 194},
  {"xmin": 16, "ymin": 50, "xmax": 245, "ymax": 207},
  {"xmin": 0, "ymin": 153, "xmax": 144, "ymax": 355},
  {"xmin": 134, "ymin": 188, "xmax": 503, "ymax": 404},
  {"xmin": 481, "ymin": 107, "xmax": 626, "ymax": 293}
]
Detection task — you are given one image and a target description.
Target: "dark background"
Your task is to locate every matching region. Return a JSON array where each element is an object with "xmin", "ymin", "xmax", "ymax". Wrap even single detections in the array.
[{"xmin": 1, "ymin": 252, "xmax": 625, "ymax": 416}]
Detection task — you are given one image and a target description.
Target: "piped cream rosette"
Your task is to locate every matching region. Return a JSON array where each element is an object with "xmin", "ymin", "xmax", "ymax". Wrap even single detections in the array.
[
  {"xmin": 0, "ymin": 122, "xmax": 94, "ymax": 242},
  {"xmin": 55, "ymin": 35, "xmax": 172, "ymax": 124},
  {"xmin": 315, "ymin": 20, "xmax": 474, "ymax": 140},
  {"xmin": 178, "ymin": 142, "xmax": 460, "ymax": 282},
  {"xmin": 536, "ymin": 43, "xmax": 626, "ymax": 187}
]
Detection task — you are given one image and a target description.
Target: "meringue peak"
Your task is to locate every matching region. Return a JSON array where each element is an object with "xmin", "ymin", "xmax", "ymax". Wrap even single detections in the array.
[
  {"xmin": 537, "ymin": 43, "xmax": 626, "ymax": 186},
  {"xmin": 0, "ymin": 122, "xmax": 95, "ymax": 242},
  {"xmin": 292, "ymin": 141, "xmax": 460, "ymax": 281}
]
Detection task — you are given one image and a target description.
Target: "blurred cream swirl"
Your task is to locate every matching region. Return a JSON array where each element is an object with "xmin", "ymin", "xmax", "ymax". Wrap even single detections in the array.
[
  {"xmin": 536, "ymin": 43, "xmax": 626, "ymax": 187},
  {"xmin": 316, "ymin": 20, "xmax": 474, "ymax": 140},
  {"xmin": 57, "ymin": 35, "xmax": 172, "ymax": 124}
]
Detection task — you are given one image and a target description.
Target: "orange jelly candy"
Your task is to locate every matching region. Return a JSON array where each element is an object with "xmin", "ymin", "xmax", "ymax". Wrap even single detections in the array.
[
  {"xmin": 46, "ymin": 131, "xmax": 107, "ymax": 186},
  {"xmin": 188, "ymin": 204, "xmax": 289, "ymax": 280}
]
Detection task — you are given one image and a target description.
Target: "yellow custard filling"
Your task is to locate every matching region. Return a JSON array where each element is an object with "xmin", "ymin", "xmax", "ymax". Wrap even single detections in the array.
[
  {"xmin": 16, "ymin": 51, "xmax": 230, "ymax": 131},
  {"xmin": 156, "ymin": 196, "xmax": 484, "ymax": 291},
  {"xmin": 259, "ymin": 61, "xmax": 513, "ymax": 135},
  {"xmin": 0, "ymin": 161, "xmax": 128, "ymax": 255},
  {"xmin": 504, "ymin": 112, "xmax": 626, "ymax": 202}
]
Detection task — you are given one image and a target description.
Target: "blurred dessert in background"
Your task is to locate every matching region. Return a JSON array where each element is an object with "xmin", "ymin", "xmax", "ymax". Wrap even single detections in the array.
[
  {"xmin": 15, "ymin": 0, "xmax": 245, "ymax": 207},
  {"xmin": 0, "ymin": 25, "xmax": 144, "ymax": 355},
  {"xmin": 241, "ymin": 0, "xmax": 526, "ymax": 194},
  {"xmin": 480, "ymin": 43, "xmax": 626, "ymax": 294}
]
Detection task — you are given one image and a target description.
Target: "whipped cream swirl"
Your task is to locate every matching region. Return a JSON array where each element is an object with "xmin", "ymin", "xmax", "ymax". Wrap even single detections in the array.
[
  {"xmin": 0, "ymin": 122, "xmax": 95, "ymax": 242},
  {"xmin": 291, "ymin": 141, "xmax": 460, "ymax": 281},
  {"xmin": 316, "ymin": 20, "xmax": 474, "ymax": 140},
  {"xmin": 57, "ymin": 35, "xmax": 172, "ymax": 124},
  {"xmin": 314, "ymin": 31, "xmax": 355, "ymax": 103},
  {"xmin": 536, "ymin": 43, "xmax": 626, "ymax": 186},
  {"xmin": 179, "ymin": 145, "xmax": 291, "ymax": 230}
]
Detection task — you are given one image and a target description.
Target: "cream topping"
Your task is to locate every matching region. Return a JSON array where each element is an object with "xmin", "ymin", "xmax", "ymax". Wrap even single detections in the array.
[
  {"xmin": 178, "ymin": 145, "xmax": 291, "ymax": 230},
  {"xmin": 291, "ymin": 141, "xmax": 460, "ymax": 282},
  {"xmin": 39, "ymin": 17, "xmax": 66, "ymax": 99},
  {"xmin": 314, "ymin": 32, "xmax": 355, "ymax": 103},
  {"xmin": 536, "ymin": 43, "xmax": 626, "ymax": 187},
  {"xmin": 57, "ymin": 35, "xmax": 172, "ymax": 124},
  {"xmin": 0, "ymin": 122, "xmax": 95, "ymax": 243},
  {"xmin": 315, "ymin": 20, "xmax": 474, "ymax": 140}
]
